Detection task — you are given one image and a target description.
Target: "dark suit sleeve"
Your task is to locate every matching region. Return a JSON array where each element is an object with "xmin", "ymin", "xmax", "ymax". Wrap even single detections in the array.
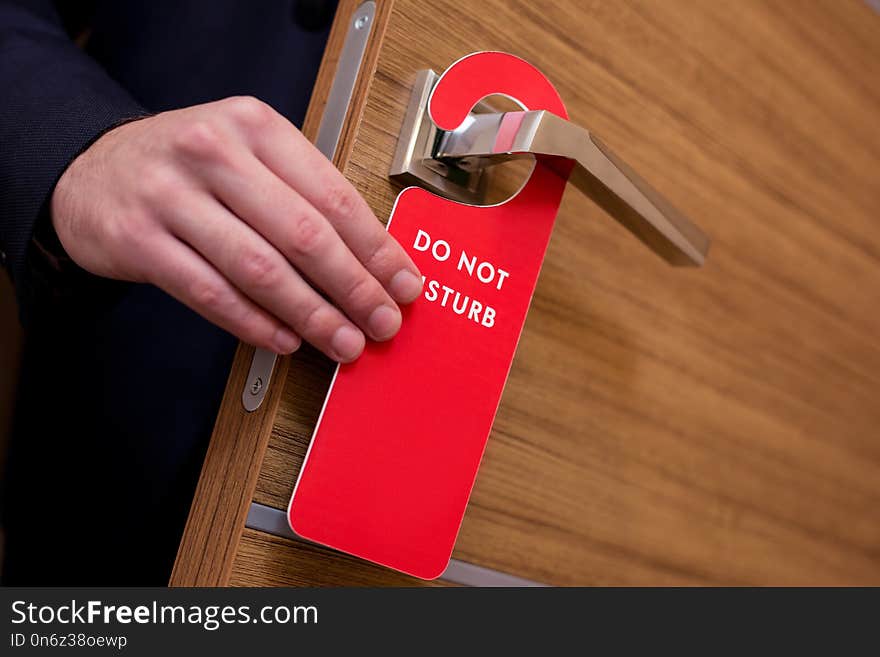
[{"xmin": 0, "ymin": 0, "xmax": 146, "ymax": 318}]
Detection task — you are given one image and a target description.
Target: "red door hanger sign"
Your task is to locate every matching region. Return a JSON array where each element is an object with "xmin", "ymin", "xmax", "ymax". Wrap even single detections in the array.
[{"xmin": 288, "ymin": 52, "xmax": 573, "ymax": 579}]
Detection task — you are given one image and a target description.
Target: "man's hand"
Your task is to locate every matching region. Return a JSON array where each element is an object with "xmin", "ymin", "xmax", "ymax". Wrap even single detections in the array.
[{"xmin": 51, "ymin": 97, "xmax": 423, "ymax": 362}]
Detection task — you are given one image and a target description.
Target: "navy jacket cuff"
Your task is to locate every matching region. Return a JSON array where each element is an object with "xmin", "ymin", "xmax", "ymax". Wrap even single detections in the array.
[{"xmin": 0, "ymin": 2, "xmax": 147, "ymax": 321}]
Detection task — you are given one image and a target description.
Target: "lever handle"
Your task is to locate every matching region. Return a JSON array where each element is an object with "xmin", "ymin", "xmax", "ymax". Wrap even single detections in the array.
[{"xmin": 434, "ymin": 110, "xmax": 709, "ymax": 266}]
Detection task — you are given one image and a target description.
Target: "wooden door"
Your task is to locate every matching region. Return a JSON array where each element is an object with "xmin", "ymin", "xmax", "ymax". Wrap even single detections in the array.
[{"xmin": 171, "ymin": 0, "xmax": 880, "ymax": 586}]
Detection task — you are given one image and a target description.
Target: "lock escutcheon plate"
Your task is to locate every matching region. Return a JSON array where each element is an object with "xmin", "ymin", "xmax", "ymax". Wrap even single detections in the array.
[{"xmin": 389, "ymin": 70, "xmax": 493, "ymax": 205}]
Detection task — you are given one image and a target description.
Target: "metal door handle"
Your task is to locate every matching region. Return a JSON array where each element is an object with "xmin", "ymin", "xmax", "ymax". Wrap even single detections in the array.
[
  {"xmin": 390, "ymin": 70, "xmax": 709, "ymax": 267},
  {"xmin": 435, "ymin": 110, "xmax": 709, "ymax": 266}
]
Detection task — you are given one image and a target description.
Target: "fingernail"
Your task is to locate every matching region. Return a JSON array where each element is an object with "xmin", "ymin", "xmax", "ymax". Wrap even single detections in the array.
[
  {"xmin": 367, "ymin": 305, "xmax": 401, "ymax": 341},
  {"xmin": 388, "ymin": 269, "xmax": 423, "ymax": 303},
  {"xmin": 331, "ymin": 325, "xmax": 365, "ymax": 362},
  {"xmin": 273, "ymin": 327, "xmax": 301, "ymax": 354}
]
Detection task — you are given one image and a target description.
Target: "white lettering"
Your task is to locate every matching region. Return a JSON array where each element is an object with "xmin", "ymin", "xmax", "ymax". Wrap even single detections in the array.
[
  {"xmin": 440, "ymin": 285, "xmax": 455, "ymax": 307},
  {"xmin": 11, "ymin": 601, "xmax": 26, "ymax": 624},
  {"xmin": 420, "ymin": 278, "xmax": 498, "ymax": 328},
  {"xmin": 467, "ymin": 300, "xmax": 483, "ymax": 322},
  {"xmin": 477, "ymin": 261, "xmax": 495, "ymax": 283},
  {"xmin": 425, "ymin": 279, "xmax": 439, "ymax": 301},
  {"xmin": 457, "ymin": 250, "xmax": 476, "ymax": 276},
  {"xmin": 413, "ymin": 229, "xmax": 431, "ymax": 251},
  {"xmin": 432, "ymin": 240, "xmax": 451, "ymax": 262}
]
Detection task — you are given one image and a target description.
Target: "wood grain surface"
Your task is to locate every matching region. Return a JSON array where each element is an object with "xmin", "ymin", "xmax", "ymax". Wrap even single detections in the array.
[
  {"xmin": 234, "ymin": 0, "xmax": 880, "ymax": 585},
  {"xmin": 229, "ymin": 530, "xmax": 448, "ymax": 587}
]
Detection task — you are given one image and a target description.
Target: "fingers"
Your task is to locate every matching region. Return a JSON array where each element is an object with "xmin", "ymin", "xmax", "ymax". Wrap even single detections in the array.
[
  {"xmin": 162, "ymin": 96, "xmax": 422, "ymax": 361},
  {"xmin": 164, "ymin": 194, "xmax": 367, "ymax": 363},
  {"xmin": 188, "ymin": 143, "xmax": 405, "ymax": 344},
  {"xmin": 220, "ymin": 98, "xmax": 423, "ymax": 303},
  {"xmin": 146, "ymin": 235, "xmax": 302, "ymax": 356}
]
